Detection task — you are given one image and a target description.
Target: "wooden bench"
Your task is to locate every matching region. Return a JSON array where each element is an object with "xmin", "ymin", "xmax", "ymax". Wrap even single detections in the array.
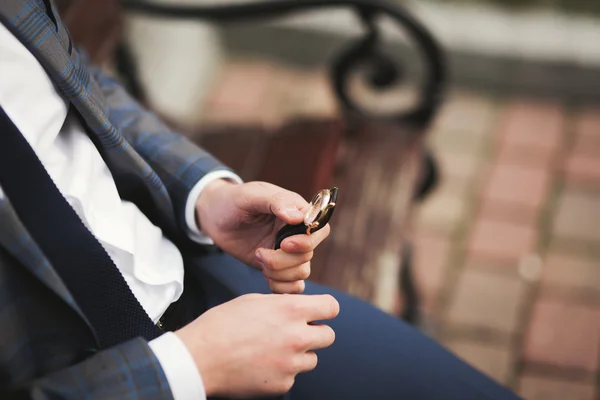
[{"xmin": 57, "ymin": 0, "xmax": 446, "ymax": 321}]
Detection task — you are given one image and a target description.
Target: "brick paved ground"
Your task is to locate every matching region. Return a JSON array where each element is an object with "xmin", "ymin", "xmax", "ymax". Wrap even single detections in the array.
[
  {"xmin": 198, "ymin": 59, "xmax": 600, "ymax": 399},
  {"xmin": 417, "ymin": 97, "xmax": 600, "ymax": 398}
]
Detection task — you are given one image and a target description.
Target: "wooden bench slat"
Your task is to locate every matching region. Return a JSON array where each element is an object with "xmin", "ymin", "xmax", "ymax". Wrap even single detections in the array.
[
  {"xmin": 310, "ymin": 121, "xmax": 422, "ymax": 309},
  {"xmin": 197, "ymin": 119, "xmax": 343, "ymax": 201}
]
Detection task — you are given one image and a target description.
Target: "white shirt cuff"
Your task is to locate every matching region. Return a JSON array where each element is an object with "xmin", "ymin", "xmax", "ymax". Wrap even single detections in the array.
[
  {"xmin": 149, "ymin": 332, "xmax": 206, "ymax": 400},
  {"xmin": 184, "ymin": 170, "xmax": 244, "ymax": 244}
]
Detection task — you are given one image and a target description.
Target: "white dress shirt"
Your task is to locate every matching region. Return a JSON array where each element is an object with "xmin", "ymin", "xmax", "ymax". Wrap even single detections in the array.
[{"xmin": 0, "ymin": 23, "xmax": 242, "ymax": 400}]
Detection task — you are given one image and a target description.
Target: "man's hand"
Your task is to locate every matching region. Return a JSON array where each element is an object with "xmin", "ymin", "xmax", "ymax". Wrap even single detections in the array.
[
  {"xmin": 196, "ymin": 180, "xmax": 330, "ymax": 293},
  {"xmin": 176, "ymin": 293, "xmax": 340, "ymax": 398}
]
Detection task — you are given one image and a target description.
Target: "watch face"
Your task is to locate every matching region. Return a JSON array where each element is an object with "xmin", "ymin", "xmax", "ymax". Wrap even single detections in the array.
[{"xmin": 304, "ymin": 189, "xmax": 331, "ymax": 226}]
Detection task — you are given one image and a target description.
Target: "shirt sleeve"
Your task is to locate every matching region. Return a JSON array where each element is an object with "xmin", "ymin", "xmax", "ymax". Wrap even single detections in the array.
[
  {"xmin": 149, "ymin": 332, "xmax": 207, "ymax": 400},
  {"xmin": 184, "ymin": 170, "xmax": 244, "ymax": 244}
]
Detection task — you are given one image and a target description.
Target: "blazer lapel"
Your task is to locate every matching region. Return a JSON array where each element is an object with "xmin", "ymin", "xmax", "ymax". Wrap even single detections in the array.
[
  {"xmin": 0, "ymin": 192, "xmax": 95, "ymax": 339},
  {"xmin": 45, "ymin": 0, "xmax": 72, "ymax": 54}
]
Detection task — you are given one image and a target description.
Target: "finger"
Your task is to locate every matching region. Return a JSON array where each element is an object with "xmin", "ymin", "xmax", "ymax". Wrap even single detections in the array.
[
  {"xmin": 297, "ymin": 352, "xmax": 319, "ymax": 373},
  {"xmin": 288, "ymin": 294, "xmax": 340, "ymax": 322},
  {"xmin": 306, "ymin": 324, "xmax": 336, "ymax": 351},
  {"xmin": 280, "ymin": 224, "xmax": 331, "ymax": 254},
  {"xmin": 268, "ymin": 279, "xmax": 305, "ymax": 294},
  {"xmin": 263, "ymin": 262, "xmax": 311, "ymax": 282},
  {"xmin": 242, "ymin": 182, "xmax": 309, "ymax": 224},
  {"xmin": 257, "ymin": 248, "xmax": 312, "ymax": 271}
]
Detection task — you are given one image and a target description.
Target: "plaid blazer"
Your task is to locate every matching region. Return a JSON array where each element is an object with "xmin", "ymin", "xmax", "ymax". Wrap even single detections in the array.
[{"xmin": 0, "ymin": 1, "xmax": 232, "ymax": 398}]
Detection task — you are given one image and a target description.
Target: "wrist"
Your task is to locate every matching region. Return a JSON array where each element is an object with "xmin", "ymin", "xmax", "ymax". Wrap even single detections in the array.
[
  {"xmin": 195, "ymin": 179, "xmax": 236, "ymax": 236},
  {"xmin": 175, "ymin": 328, "xmax": 219, "ymax": 397}
]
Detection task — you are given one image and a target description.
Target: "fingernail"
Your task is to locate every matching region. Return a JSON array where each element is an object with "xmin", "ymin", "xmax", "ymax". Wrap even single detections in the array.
[
  {"xmin": 285, "ymin": 208, "xmax": 304, "ymax": 219},
  {"xmin": 255, "ymin": 250, "xmax": 264, "ymax": 268}
]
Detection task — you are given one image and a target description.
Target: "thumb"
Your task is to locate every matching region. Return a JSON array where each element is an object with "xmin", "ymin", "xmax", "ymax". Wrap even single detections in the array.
[{"xmin": 244, "ymin": 182, "xmax": 308, "ymax": 224}]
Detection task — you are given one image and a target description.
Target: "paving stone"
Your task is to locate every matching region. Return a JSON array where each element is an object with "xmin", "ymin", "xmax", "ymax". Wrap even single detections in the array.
[
  {"xmin": 542, "ymin": 252, "xmax": 600, "ymax": 293},
  {"xmin": 276, "ymin": 70, "xmax": 339, "ymax": 120},
  {"xmin": 483, "ymin": 163, "xmax": 551, "ymax": 210},
  {"xmin": 495, "ymin": 143, "xmax": 557, "ymax": 170},
  {"xmin": 429, "ymin": 127, "xmax": 489, "ymax": 158},
  {"xmin": 413, "ymin": 231, "xmax": 452, "ymax": 313},
  {"xmin": 445, "ymin": 339, "xmax": 513, "ymax": 384},
  {"xmin": 572, "ymin": 110, "xmax": 600, "ymax": 165},
  {"xmin": 203, "ymin": 61, "xmax": 278, "ymax": 125},
  {"xmin": 468, "ymin": 219, "xmax": 537, "ymax": 264},
  {"xmin": 433, "ymin": 90, "xmax": 498, "ymax": 137},
  {"xmin": 553, "ymin": 190, "xmax": 600, "ymax": 243},
  {"xmin": 563, "ymin": 153, "xmax": 600, "ymax": 186},
  {"xmin": 447, "ymin": 268, "xmax": 528, "ymax": 333},
  {"xmin": 574, "ymin": 108, "xmax": 600, "ymax": 141},
  {"xmin": 537, "ymin": 285, "xmax": 600, "ymax": 307},
  {"xmin": 572, "ymin": 133, "xmax": 600, "ymax": 159},
  {"xmin": 203, "ymin": 62, "xmax": 338, "ymax": 128},
  {"xmin": 497, "ymin": 101, "xmax": 565, "ymax": 153},
  {"xmin": 477, "ymin": 198, "xmax": 539, "ymax": 227},
  {"xmin": 518, "ymin": 374, "xmax": 597, "ymax": 400},
  {"xmin": 417, "ymin": 176, "xmax": 472, "ymax": 234},
  {"xmin": 522, "ymin": 300, "xmax": 600, "ymax": 372},
  {"xmin": 418, "ymin": 196, "xmax": 467, "ymax": 235},
  {"xmin": 436, "ymin": 152, "xmax": 481, "ymax": 183}
]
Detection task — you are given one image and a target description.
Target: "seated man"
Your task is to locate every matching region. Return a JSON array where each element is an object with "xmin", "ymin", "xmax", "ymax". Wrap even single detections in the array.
[{"xmin": 0, "ymin": 1, "xmax": 520, "ymax": 399}]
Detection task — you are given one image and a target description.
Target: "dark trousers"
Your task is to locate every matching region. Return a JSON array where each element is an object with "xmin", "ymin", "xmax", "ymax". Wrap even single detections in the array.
[{"xmin": 181, "ymin": 252, "xmax": 521, "ymax": 400}]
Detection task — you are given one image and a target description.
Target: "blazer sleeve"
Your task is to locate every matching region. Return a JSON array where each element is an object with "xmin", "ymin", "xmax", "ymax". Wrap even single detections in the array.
[
  {"xmin": 9, "ymin": 338, "xmax": 173, "ymax": 400},
  {"xmin": 86, "ymin": 63, "xmax": 235, "ymax": 230}
]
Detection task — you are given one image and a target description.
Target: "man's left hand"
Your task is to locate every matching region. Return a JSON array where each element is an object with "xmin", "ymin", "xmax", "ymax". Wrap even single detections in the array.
[{"xmin": 195, "ymin": 180, "xmax": 330, "ymax": 294}]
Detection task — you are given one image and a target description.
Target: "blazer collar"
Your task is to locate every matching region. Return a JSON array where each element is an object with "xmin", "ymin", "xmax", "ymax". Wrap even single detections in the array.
[{"xmin": 0, "ymin": 0, "xmax": 113, "ymax": 143}]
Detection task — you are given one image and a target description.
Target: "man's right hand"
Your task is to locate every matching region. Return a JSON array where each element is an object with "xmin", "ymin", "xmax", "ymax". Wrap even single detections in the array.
[{"xmin": 175, "ymin": 293, "xmax": 340, "ymax": 398}]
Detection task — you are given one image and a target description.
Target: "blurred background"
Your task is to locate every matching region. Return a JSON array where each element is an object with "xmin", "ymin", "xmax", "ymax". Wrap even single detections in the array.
[{"xmin": 57, "ymin": 0, "xmax": 599, "ymax": 398}]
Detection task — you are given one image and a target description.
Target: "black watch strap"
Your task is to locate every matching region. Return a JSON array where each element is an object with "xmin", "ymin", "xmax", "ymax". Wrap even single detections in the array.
[{"xmin": 274, "ymin": 223, "xmax": 307, "ymax": 250}]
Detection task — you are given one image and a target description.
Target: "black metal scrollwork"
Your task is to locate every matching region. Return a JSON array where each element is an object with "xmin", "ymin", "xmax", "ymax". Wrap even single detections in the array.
[{"xmin": 121, "ymin": 0, "xmax": 446, "ymax": 127}]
